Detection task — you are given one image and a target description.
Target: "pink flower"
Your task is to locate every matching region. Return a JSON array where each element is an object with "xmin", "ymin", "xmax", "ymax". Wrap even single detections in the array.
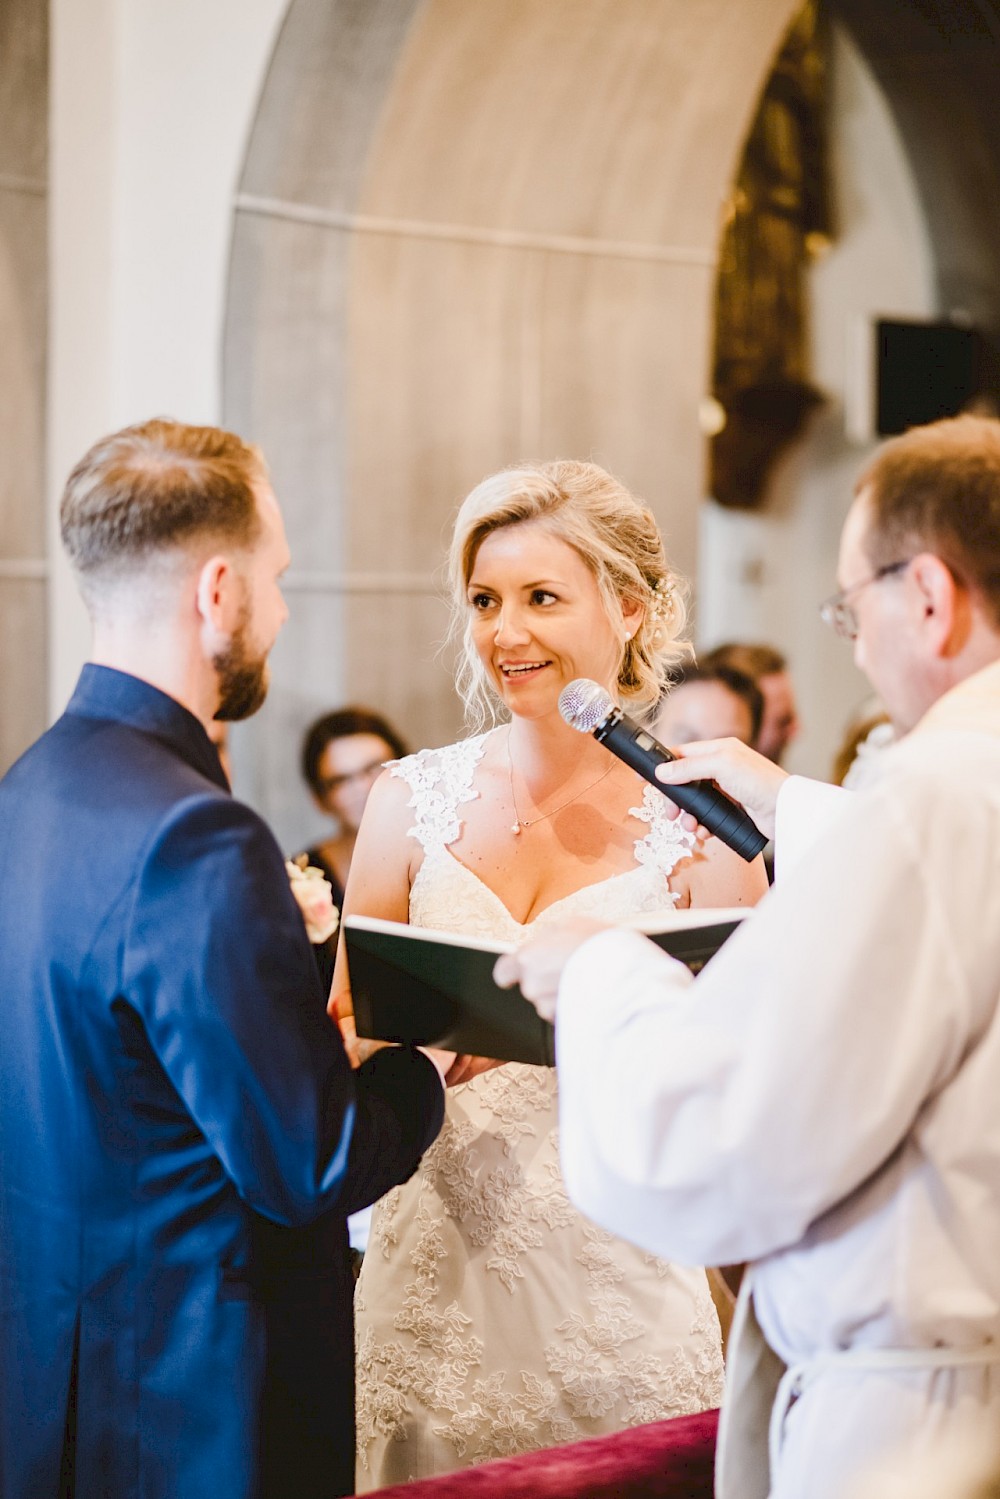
[{"xmin": 285, "ymin": 858, "xmax": 340, "ymax": 944}]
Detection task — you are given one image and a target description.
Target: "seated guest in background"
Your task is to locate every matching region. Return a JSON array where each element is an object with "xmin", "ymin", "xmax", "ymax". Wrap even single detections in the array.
[
  {"xmin": 502, "ymin": 414, "xmax": 1000, "ymax": 1499},
  {"xmin": 702, "ymin": 639, "xmax": 800, "ymax": 764},
  {"xmin": 295, "ymin": 707, "xmax": 408, "ymax": 996},
  {"xmin": 335, "ymin": 459, "xmax": 767, "ymax": 1489},
  {"xmin": 299, "ymin": 706, "xmax": 408, "ymax": 910},
  {"xmin": 0, "ymin": 419, "xmax": 447, "ymax": 1499},
  {"xmin": 653, "ymin": 662, "xmax": 763, "ymax": 748},
  {"xmin": 296, "ymin": 709, "xmax": 409, "ymax": 1263}
]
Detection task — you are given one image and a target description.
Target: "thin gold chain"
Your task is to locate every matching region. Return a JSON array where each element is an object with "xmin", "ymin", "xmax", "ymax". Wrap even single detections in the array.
[{"xmin": 506, "ymin": 728, "xmax": 615, "ymax": 836}]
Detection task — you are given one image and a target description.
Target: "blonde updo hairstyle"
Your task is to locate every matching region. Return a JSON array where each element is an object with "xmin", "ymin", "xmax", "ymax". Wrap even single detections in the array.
[{"xmin": 448, "ymin": 460, "xmax": 690, "ymax": 731}]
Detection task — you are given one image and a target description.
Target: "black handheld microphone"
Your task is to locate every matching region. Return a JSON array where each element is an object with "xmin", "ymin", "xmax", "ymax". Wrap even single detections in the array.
[{"xmin": 558, "ymin": 678, "xmax": 768, "ymax": 862}]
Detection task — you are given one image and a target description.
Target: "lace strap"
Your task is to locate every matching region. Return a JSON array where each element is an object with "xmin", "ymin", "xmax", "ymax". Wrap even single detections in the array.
[
  {"xmin": 630, "ymin": 783, "xmax": 696, "ymax": 880},
  {"xmin": 388, "ymin": 735, "xmax": 488, "ymax": 852}
]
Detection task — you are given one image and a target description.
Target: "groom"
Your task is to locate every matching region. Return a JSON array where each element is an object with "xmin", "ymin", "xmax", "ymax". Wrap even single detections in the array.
[{"xmin": 0, "ymin": 419, "xmax": 448, "ymax": 1499}]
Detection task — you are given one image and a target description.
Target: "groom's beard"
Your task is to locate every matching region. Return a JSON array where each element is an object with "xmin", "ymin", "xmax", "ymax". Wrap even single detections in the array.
[{"xmin": 213, "ymin": 605, "xmax": 270, "ymax": 722}]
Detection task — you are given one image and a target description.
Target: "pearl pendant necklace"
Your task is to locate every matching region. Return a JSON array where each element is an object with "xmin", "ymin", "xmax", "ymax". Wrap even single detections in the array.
[{"xmin": 507, "ymin": 728, "xmax": 614, "ymax": 836}]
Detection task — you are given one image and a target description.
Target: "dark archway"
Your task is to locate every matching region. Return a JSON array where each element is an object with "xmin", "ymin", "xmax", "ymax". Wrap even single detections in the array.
[{"xmin": 833, "ymin": 0, "xmax": 1000, "ymax": 327}]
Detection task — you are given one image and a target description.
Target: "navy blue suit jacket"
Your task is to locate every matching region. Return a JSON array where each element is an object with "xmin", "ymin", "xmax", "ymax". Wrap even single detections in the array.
[{"xmin": 0, "ymin": 666, "xmax": 444, "ymax": 1499}]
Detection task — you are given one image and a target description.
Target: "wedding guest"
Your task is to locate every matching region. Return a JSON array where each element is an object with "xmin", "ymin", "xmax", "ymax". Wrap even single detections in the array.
[
  {"xmin": 701, "ymin": 640, "xmax": 800, "ymax": 763},
  {"xmin": 0, "ymin": 419, "xmax": 447, "ymax": 1499},
  {"xmin": 299, "ymin": 707, "xmax": 408, "ymax": 912},
  {"xmin": 295, "ymin": 707, "xmax": 408, "ymax": 993},
  {"xmin": 334, "ymin": 460, "xmax": 767, "ymax": 1488},
  {"xmin": 502, "ymin": 414, "xmax": 1000, "ymax": 1499},
  {"xmin": 295, "ymin": 707, "xmax": 409, "ymax": 1263},
  {"xmin": 653, "ymin": 662, "xmax": 763, "ymax": 748}
]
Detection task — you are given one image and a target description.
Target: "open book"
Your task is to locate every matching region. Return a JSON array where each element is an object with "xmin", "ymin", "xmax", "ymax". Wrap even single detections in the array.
[{"xmin": 344, "ymin": 906, "xmax": 748, "ymax": 1067}]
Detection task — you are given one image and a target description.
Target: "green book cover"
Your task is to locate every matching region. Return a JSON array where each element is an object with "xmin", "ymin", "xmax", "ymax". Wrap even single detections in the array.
[{"xmin": 345, "ymin": 908, "xmax": 747, "ymax": 1067}]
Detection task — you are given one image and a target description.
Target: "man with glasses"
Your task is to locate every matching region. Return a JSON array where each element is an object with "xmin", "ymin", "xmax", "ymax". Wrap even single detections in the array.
[{"xmin": 499, "ymin": 413, "xmax": 1000, "ymax": 1499}]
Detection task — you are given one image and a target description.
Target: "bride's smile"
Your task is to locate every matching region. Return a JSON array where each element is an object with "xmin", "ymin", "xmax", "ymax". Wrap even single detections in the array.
[{"xmin": 467, "ymin": 519, "xmax": 640, "ymax": 717}]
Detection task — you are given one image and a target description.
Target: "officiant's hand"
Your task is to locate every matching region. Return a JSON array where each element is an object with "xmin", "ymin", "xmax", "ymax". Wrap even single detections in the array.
[
  {"xmin": 494, "ymin": 918, "xmax": 608, "ymax": 1023},
  {"xmin": 654, "ymin": 738, "xmax": 787, "ymax": 843}
]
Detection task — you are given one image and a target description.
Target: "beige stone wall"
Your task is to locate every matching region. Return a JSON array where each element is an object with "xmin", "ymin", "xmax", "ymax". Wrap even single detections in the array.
[
  {"xmin": 225, "ymin": 0, "xmax": 802, "ymax": 847},
  {"xmin": 0, "ymin": 0, "xmax": 47, "ymax": 774}
]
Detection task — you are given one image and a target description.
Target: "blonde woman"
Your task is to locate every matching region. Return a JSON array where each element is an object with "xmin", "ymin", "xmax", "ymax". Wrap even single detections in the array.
[{"xmin": 334, "ymin": 462, "xmax": 767, "ymax": 1487}]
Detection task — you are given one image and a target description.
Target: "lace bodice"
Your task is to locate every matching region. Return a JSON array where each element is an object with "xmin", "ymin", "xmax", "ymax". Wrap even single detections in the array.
[
  {"xmin": 354, "ymin": 733, "xmax": 722, "ymax": 1489},
  {"xmin": 393, "ymin": 732, "xmax": 696, "ymax": 939}
]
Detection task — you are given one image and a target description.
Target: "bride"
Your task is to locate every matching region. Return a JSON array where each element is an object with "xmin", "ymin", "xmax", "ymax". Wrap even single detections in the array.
[{"xmin": 334, "ymin": 460, "xmax": 767, "ymax": 1488}]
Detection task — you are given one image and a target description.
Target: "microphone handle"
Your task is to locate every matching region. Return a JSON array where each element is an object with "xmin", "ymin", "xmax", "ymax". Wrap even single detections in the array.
[{"xmin": 593, "ymin": 711, "xmax": 768, "ymax": 862}]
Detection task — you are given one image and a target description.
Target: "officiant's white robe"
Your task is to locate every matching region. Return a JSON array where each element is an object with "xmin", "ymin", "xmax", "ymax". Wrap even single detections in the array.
[{"xmin": 555, "ymin": 659, "xmax": 1000, "ymax": 1499}]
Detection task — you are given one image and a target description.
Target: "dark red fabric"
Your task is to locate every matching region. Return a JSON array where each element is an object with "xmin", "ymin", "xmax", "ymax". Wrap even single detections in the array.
[{"xmin": 363, "ymin": 1407, "xmax": 719, "ymax": 1498}]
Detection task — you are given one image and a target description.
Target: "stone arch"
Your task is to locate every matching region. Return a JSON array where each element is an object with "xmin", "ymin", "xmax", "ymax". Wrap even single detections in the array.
[
  {"xmin": 224, "ymin": 0, "xmax": 803, "ymax": 840},
  {"xmin": 223, "ymin": 0, "xmax": 1000, "ymax": 843}
]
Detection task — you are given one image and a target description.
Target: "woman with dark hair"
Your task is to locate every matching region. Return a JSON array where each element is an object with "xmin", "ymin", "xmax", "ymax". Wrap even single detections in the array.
[
  {"xmin": 295, "ymin": 708, "xmax": 408, "ymax": 996},
  {"xmin": 294, "ymin": 707, "xmax": 411, "ymax": 1273},
  {"xmin": 299, "ymin": 707, "xmax": 408, "ymax": 906}
]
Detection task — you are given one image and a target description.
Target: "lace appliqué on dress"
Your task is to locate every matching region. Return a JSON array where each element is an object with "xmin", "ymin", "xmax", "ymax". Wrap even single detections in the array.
[
  {"xmin": 630, "ymin": 782, "xmax": 697, "ymax": 886},
  {"xmin": 389, "ymin": 736, "xmax": 486, "ymax": 853}
]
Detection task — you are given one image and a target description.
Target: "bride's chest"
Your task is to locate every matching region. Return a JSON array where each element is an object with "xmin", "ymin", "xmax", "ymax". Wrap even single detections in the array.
[{"xmin": 445, "ymin": 799, "xmax": 650, "ymax": 927}]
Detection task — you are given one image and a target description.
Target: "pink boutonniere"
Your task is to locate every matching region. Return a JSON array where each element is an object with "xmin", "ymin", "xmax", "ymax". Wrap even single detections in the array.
[{"xmin": 285, "ymin": 856, "xmax": 340, "ymax": 944}]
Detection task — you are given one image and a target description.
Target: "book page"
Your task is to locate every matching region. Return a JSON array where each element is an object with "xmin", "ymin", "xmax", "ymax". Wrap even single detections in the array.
[{"xmin": 344, "ymin": 912, "xmax": 515, "ymax": 957}]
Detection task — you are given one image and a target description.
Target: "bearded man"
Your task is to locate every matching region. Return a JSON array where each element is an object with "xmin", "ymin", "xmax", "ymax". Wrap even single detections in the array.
[{"xmin": 0, "ymin": 420, "xmax": 448, "ymax": 1499}]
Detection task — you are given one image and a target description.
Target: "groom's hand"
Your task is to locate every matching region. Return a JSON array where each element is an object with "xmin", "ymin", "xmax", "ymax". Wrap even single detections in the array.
[{"xmin": 443, "ymin": 1054, "xmax": 504, "ymax": 1086}]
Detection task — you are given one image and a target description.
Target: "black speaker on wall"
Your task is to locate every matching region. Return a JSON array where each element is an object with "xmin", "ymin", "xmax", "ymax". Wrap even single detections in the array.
[{"xmin": 876, "ymin": 318, "xmax": 997, "ymax": 435}]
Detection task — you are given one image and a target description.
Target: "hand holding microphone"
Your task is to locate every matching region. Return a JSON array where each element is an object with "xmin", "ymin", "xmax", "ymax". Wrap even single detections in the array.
[
  {"xmin": 558, "ymin": 679, "xmax": 769, "ymax": 862},
  {"xmin": 653, "ymin": 737, "xmax": 788, "ymax": 844}
]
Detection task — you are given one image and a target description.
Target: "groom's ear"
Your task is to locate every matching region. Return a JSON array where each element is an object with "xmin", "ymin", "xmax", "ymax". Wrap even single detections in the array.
[{"xmin": 195, "ymin": 554, "xmax": 240, "ymax": 632}]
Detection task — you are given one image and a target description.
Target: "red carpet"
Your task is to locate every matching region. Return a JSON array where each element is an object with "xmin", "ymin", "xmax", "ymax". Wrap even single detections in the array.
[{"xmin": 364, "ymin": 1407, "xmax": 719, "ymax": 1498}]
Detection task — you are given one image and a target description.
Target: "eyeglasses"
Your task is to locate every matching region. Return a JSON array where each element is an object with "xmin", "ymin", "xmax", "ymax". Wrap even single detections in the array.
[
  {"xmin": 317, "ymin": 759, "xmax": 384, "ymax": 797},
  {"xmin": 819, "ymin": 559, "xmax": 911, "ymax": 640}
]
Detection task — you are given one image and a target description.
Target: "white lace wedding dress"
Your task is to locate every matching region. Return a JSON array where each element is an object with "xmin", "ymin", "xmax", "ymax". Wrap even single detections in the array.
[{"xmin": 354, "ymin": 734, "xmax": 725, "ymax": 1488}]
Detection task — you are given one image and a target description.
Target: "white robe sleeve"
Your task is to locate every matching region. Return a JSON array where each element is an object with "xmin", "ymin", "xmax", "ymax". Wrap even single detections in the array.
[
  {"xmin": 555, "ymin": 778, "xmax": 979, "ymax": 1268},
  {"xmin": 773, "ymin": 775, "xmax": 850, "ymax": 880}
]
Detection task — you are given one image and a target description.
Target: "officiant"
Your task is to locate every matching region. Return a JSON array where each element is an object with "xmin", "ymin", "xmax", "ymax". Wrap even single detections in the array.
[{"xmin": 499, "ymin": 414, "xmax": 1000, "ymax": 1499}]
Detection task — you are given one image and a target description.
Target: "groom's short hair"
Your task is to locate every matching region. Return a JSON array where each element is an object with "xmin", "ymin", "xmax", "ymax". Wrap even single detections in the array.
[{"xmin": 60, "ymin": 418, "xmax": 266, "ymax": 596}]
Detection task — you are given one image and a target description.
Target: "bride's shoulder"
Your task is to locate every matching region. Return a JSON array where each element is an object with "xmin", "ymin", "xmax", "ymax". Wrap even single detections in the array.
[{"xmin": 387, "ymin": 730, "xmax": 495, "ymax": 791}]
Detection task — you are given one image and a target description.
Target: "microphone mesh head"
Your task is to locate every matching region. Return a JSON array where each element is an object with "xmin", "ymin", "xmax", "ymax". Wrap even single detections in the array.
[{"xmin": 558, "ymin": 678, "xmax": 615, "ymax": 733}]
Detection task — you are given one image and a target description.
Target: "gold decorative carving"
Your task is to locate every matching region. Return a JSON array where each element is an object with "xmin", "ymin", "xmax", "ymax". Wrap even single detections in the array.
[{"xmin": 709, "ymin": 0, "xmax": 832, "ymax": 509}]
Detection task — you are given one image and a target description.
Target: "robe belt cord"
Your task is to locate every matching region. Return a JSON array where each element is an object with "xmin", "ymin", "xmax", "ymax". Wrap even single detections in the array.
[{"xmin": 768, "ymin": 1342, "xmax": 1000, "ymax": 1477}]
